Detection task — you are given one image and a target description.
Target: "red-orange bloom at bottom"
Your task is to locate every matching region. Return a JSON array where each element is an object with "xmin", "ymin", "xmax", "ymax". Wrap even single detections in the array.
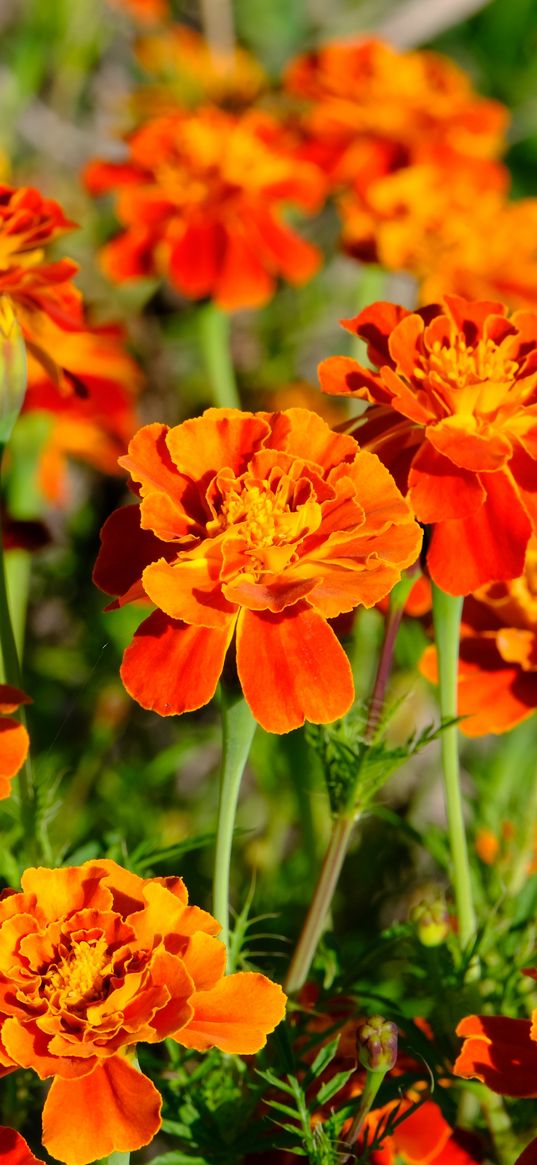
[
  {"xmin": 0, "ymin": 859, "xmax": 286, "ymax": 1165},
  {"xmin": 93, "ymin": 407, "xmax": 422, "ymax": 733}
]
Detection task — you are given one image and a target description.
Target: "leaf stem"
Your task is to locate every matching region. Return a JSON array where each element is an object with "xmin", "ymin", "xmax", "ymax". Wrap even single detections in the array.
[
  {"xmin": 213, "ymin": 689, "xmax": 256, "ymax": 962},
  {"xmin": 431, "ymin": 584, "xmax": 476, "ymax": 950},
  {"xmin": 198, "ymin": 302, "xmax": 241, "ymax": 410},
  {"xmin": 284, "ymin": 574, "xmax": 416, "ymax": 994},
  {"xmin": 339, "ymin": 1068, "xmax": 387, "ymax": 1162}
]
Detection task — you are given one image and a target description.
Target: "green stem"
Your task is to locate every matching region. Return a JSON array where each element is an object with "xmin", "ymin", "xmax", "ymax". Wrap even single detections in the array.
[
  {"xmin": 284, "ymin": 813, "xmax": 355, "ymax": 995},
  {"xmin": 431, "ymin": 584, "xmax": 476, "ymax": 951},
  {"xmin": 284, "ymin": 571, "xmax": 418, "ymax": 995},
  {"xmin": 198, "ymin": 302, "xmax": 241, "ymax": 410},
  {"xmin": 4, "ymin": 548, "xmax": 30, "ymax": 661},
  {"xmin": 339, "ymin": 1069, "xmax": 387, "ymax": 1162},
  {"xmin": 213, "ymin": 689, "xmax": 256, "ymax": 961},
  {"xmin": 106, "ymin": 1154, "xmax": 130, "ymax": 1165}
]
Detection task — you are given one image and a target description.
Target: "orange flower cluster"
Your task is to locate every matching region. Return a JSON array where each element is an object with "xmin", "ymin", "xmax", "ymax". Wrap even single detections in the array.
[
  {"xmin": 421, "ymin": 539, "xmax": 537, "ymax": 734},
  {"xmin": 285, "ymin": 38, "xmax": 507, "ymax": 187},
  {"xmin": 84, "ymin": 108, "xmax": 325, "ymax": 311},
  {"xmin": 0, "ymin": 685, "xmax": 30, "ymax": 798},
  {"xmin": 133, "ymin": 24, "xmax": 266, "ymax": 114},
  {"xmin": 0, "ymin": 858, "xmax": 286, "ymax": 1165},
  {"xmin": 455, "ymin": 986, "xmax": 537, "ymax": 1165},
  {"xmin": 320, "ymin": 296, "xmax": 537, "ymax": 595},
  {"xmin": 93, "ymin": 407, "xmax": 421, "ymax": 733},
  {"xmin": 0, "ymin": 183, "xmax": 141, "ymax": 491}
]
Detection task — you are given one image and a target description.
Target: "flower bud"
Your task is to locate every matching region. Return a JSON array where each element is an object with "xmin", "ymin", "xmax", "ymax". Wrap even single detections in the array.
[
  {"xmin": 410, "ymin": 895, "xmax": 450, "ymax": 947},
  {"xmin": 356, "ymin": 1014, "xmax": 398, "ymax": 1073},
  {"xmin": 0, "ymin": 296, "xmax": 27, "ymax": 446}
]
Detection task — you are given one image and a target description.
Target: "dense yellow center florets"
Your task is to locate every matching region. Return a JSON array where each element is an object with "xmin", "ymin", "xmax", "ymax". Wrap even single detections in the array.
[
  {"xmin": 43, "ymin": 935, "xmax": 109, "ymax": 1011},
  {"xmin": 220, "ymin": 481, "xmax": 290, "ymax": 547}
]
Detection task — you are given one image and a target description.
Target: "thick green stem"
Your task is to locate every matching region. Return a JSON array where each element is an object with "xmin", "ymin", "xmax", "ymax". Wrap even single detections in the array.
[
  {"xmin": 284, "ymin": 813, "xmax": 355, "ymax": 994},
  {"xmin": 213, "ymin": 690, "xmax": 256, "ymax": 960},
  {"xmin": 284, "ymin": 571, "xmax": 417, "ymax": 994},
  {"xmin": 339, "ymin": 1069, "xmax": 387, "ymax": 1162},
  {"xmin": 198, "ymin": 302, "xmax": 241, "ymax": 410},
  {"xmin": 431, "ymin": 584, "xmax": 476, "ymax": 951}
]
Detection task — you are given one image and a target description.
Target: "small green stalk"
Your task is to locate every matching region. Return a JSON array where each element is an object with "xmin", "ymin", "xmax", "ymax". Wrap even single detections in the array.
[
  {"xmin": 431, "ymin": 584, "xmax": 476, "ymax": 951},
  {"xmin": 339, "ymin": 1069, "xmax": 388, "ymax": 1162},
  {"xmin": 198, "ymin": 301, "xmax": 241, "ymax": 410},
  {"xmin": 213, "ymin": 689, "xmax": 256, "ymax": 961}
]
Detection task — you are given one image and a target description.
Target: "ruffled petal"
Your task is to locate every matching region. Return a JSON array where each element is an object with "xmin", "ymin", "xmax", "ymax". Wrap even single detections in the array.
[
  {"xmin": 408, "ymin": 443, "xmax": 486, "ymax": 522},
  {"xmin": 42, "ymin": 1057, "xmax": 162, "ymax": 1165},
  {"xmin": 236, "ymin": 605, "xmax": 354, "ymax": 733},
  {"xmin": 165, "ymin": 410, "xmax": 270, "ymax": 485},
  {"xmin": 455, "ymin": 1015, "xmax": 537, "ymax": 1097},
  {"xmin": 0, "ymin": 1127, "xmax": 45, "ymax": 1165},
  {"xmin": 0, "ymin": 718, "xmax": 29, "ymax": 788},
  {"xmin": 120, "ymin": 610, "xmax": 235, "ymax": 715},
  {"xmin": 174, "ymin": 971, "xmax": 286, "ymax": 1053}
]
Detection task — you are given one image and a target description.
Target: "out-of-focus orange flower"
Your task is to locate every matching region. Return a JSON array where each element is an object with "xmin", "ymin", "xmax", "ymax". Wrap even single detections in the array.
[
  {"xmin": 0, "ymin": 858, "xmax": 286, "ymax": 1165},
  {"xmin": 85, "ymin": 108, "xmax": 325, "ymax": 311},
  {"xmin": 93, "ymin": 407, "xmax": 422, "ymax": 733},
  {"xmin": 108, "ymin": 0, "xmax": 168, "ymax": 24},
  {"xmin": 0, "ymin": 1127, "xmax": 45, "ymax": 1165},
  {"xmin": 319, "ymin": 296, "xmax": 537, "ymax": 595},
  {"xmin": 284, "ymin": 39, "xmax": 508, "ymax": 187},
  {"xmin": 455, "ymin": 986, "xmax": 537, "ymax": 1164},
  {"xmin": 23, "ymin": 322, "xmax": 142, "ymax": 502},
  {"xmin": 0, "ymin": 685, "xmax": 30, "ymax": 798},
  {"xmin": 134, "ymin": 25, "xmax": 266, "ymax": 113},
  {"xmin": 363, "ymin": 1098, "xmax": 483, "ymax": 1164},
  {"xmin": 421, "ymin": 539, "xmax": 537, "ymax": 733}
]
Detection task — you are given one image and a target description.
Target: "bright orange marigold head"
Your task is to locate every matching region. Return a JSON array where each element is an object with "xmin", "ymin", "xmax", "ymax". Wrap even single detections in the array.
[
  {"xmin": 93, "ymin": 407, "xmax": 422, "ymax": 732},
  {"xmin": 284, "ymin": 38, "xmax": 508, "ymax": 187},
  {"xmin": 0, "ymin": 685, "xmax": 30, "ymax": 799},
  {"xmin": 319, "ymin": 296, "xmax": 537, "ymax": 595},
  {"xmin": 84, "ymin": 108, "xmax": 325, "ymax": 311},
  {"xmin": 0, "ymin": 858, "xmax": 286, "ymax": 1165},
  {"xmin": 133, "ymin": 24, "xmax": 266, "ymax": 114}
]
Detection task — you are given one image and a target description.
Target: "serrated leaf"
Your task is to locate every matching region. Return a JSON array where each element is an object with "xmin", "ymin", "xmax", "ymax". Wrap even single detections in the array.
[
  {"xmin": 317, "ymin": 1068, "xmax": 356, "ymax": 1107},
  {"xmin": 303, "ymin": 1035, "xmax": 340, "ymax": 1086}
]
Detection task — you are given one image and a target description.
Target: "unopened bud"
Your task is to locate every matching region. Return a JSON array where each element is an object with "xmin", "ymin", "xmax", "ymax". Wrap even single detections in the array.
[
  {"xmin": 410, "ymin": 896, "xmax": 450, "ymax": 947},
  {"xmin": 356, "ymin": 1015, "xmax": 398, "ymax": 1073},
  {"xmin": 0, "ymin": 296, "xmax": 27, "ymax": 445}
]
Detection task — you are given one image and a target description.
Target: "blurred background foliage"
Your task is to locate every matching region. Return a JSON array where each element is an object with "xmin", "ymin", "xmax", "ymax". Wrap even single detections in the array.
[{"xmin": 0, "ymin": 0, "xmax": 536, "ymax": 1008}]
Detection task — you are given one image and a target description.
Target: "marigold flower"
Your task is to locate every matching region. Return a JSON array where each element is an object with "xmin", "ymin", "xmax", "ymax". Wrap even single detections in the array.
[
  {"xmin": 319, "ymin": 296, "xmax": 537, "ymax": 595},
  {"xmin": 0, "ymin": 685, "xmax": 30, "ymax": 798},
  {"xmin": 93, "ymin": 407, "xmax": 422, "ymax": 733},
  {"xmin": 0, "ymin": 858, "xmax": 286, "ymax": 1165},
  {"xmin": 0, "ymin": 1127, "xmax": 45, "ymax": 1165},
  {"xmin": 284, "ymin": 38, "xmax": 508, "ymax": 187},
  {"xmin": 23, "ymin": 322, "xmax": 142, "ymax": 502},
  {"xmin": 421, "ymin": 538, "xmax": 537, "ymax": 733},
  {"xmin": 133, "ymin": 24, "xmax": 266, "ymax": 113},
  {"xmin": 455, "ymin": 988, "xmax": 537, "ymax": 1164},
  {"xmin": 84, "ymin": 108, "xmax": 325, "ymax": 311}
]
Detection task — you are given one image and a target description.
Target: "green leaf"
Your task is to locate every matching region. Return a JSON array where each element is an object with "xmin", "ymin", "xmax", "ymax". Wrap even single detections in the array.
[{"xmin": 317, "ymin": 1068, "xmax": 356, "ymax": 1107}]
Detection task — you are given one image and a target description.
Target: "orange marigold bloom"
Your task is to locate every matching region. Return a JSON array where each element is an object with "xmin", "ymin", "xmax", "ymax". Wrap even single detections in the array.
[
  {"xmin": 0, "ymin": 685, "xmax": 30, "ymax": 798},
  {"xmin": 421, "ymin": 539, "xmax": 537, "ymax": 733},
  {"xmin": 84, "ymin": 108, "xmax": 325, "ymax": 311},
  {"xmin": 284, "ymin": 38, "xmax": 508, "ymax": 187},
  {"xmin": 134, "ymin": 24, "xmax": 266, "ymax": 113},
  {"xmin": 455, "ymin": 986, "xmax": 537, "ymax": 1165},
  {"xmin": 93, "ymin": 407, "xmax": 422, "ymax": 733},
  {"xmin": 319, "ymin": 296, "xmax": 537, "ymax": 595},
  {"xmin": 0, "ymin": 1128, "xmax": 45, "ymax": 1165},
  {"xmin": 23, "ymin": 322, "xmax": 142, "ymax": 503},
  {"xmin": 0, "ymin": 858, "xmax": 286, "ymax": 1165}
]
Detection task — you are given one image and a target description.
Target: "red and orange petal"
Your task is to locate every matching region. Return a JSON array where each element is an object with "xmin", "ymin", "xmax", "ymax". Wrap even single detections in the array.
[
  {"xmin": 515, "ymin": 1140, "xmax": 537, "ymax": 1165},
  {"xmin": 95, "ymin": 407, "xmax": 421, "ymax": 731},
  {"xmin": 85, "ymin": 109, "xmax": 325, "ymax": 311},
  {"xmin": 0, "ymin": 1128, "xmax": 45, "ymax": 1165},
  {"xmin": 0, "ymin": 685, "xmax": 30, "ymax": 797},
  {"xmin": 319, "ymin": 296, "xmax": 537, "ymax": 594},
  {"xmin": 454, "ymin": 1014, "xmax": 537, "ymax": 1098}
]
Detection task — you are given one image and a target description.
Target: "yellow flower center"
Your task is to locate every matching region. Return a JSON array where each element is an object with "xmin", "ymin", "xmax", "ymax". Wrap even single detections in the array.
[
  {"xmin": 43, "ymin": 935, "xmax": 109, "ymax": 1011},
  {"xmin": 220, "ymin": 480, "xmax": 290, "ymax": 547},
  {"xmin": 422, "ymin": 336, "xmax": 518, "ymax": 391}
]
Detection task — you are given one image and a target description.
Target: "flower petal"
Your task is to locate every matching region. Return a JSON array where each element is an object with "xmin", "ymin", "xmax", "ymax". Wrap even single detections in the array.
[
  {"xmin": 42, "ymin": 1057, "xmax": 162, "ymax": 1165},
  {"xmin": 408, "ymin": 443, "xmax": 486, "ymax": 522},
  {"xmin": 0, "ymin": 718, "xmax": 29, "ymax": 788},
  {"xmin": 236, "ymin": 605, "xmax": 354, "ymax": 733},
  {"xmin": 455, "ymin": 1015, "xmax": 537, "ymax": 1097},
  {"xmin": 174, "ymin": 971, "xmax": 286, "ymax": 1053},
  {"xmin": 0, "ymin": 1127, "xmax": 45, "ymax": 1165},
  {"xmin": 121, "ymin": 610, "xmax": 235, "ymax": 715}
]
